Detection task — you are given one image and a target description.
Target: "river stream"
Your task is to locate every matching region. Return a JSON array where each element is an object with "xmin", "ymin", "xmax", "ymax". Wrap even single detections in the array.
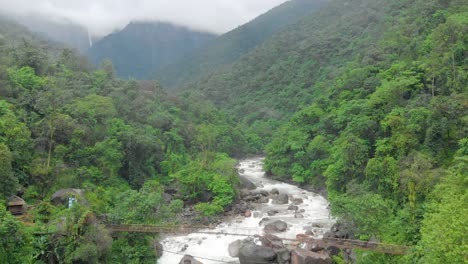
[{"xmin": 158, "ymin": 157, "xmax": 334, "ymax": 263}]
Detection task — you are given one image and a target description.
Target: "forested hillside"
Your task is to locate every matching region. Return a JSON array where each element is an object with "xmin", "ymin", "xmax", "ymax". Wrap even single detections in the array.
[
  {"xmin": 0, "ymin": 21, "xmax": 254, "ymax": 263},
  {"xmin": 88, "ymin": 22, "xmax": 216, "ymax": 79},
  {"xmin": 154, "ymin": 0, "xmax": 326, "ymax": 88},
  {"xmin": 173, "ymin": 0, "xmax": 466, "ymax": 262},
  {"xmin": 260, "ymin": 0, "xmax": 467, "ymax": 263}
]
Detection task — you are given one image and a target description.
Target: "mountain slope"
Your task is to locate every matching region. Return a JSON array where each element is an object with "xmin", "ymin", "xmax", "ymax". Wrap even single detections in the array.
[
  {"xmin": 155, "ymin": 0, "xmax": 326, "ymax": 88},
  {"xmin": 182, "ymin": 0, "xmax": 465, "ymax": 263},
  {"xmin": 87, "ymin": 22, "xmax": 216, "ymax": 79},
  {"xmin": 10, "ymin": 15, "xmax": 92, "ymax": 52},
  {"xmin": 186, "ymin": 0, "xmax": 393, "ymax": 121}
]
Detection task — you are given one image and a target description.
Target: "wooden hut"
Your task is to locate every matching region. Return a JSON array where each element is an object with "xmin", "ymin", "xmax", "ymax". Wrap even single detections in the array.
[{"xmin": 7, "ymin": 195, "xmax": 26, "ymax": 215}]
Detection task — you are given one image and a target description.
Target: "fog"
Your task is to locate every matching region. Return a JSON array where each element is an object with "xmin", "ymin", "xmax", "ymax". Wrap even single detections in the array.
[{"xmin": 0, "ymin": 0, "xmax": 289, "ymax": 36}]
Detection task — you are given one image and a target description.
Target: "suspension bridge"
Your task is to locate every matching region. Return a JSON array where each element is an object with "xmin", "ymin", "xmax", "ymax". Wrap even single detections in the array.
[{"xmin": 106, "ymin": 224, "xmax": 410, "ymax": 255}]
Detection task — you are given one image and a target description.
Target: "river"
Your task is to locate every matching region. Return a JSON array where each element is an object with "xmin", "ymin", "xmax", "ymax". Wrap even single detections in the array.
[{"xmin": 158, "ymin": 157, "xmax": 334, "ymax": 263}]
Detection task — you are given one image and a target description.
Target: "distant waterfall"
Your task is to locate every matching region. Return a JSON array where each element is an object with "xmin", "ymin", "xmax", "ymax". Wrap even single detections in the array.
[{"xmin": 87, "ymin": 28, "xmax": 93, "ymax": 47}]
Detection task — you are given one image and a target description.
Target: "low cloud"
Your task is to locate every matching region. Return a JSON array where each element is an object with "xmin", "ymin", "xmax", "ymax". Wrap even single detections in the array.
[{"xmin": 0, "ymin": 0, "xmax": 289, "ymax": 36}]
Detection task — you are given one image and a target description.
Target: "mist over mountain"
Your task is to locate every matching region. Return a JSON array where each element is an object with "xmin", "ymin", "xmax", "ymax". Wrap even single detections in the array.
[
  {"xmin": 155, "ymin": 0, "xmax": 327, "ymax": 88},
  {"xmin": 87, "ymin": 21, "xmax": 217, "ymax": 79},
  {"xmin": 6, "ymin": 15, "xmax": 93, "ymax": 53}
]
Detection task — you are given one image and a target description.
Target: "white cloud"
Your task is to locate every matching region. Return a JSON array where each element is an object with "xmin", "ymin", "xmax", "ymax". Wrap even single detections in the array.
[{"xmin": 0, "ymin": 0, "xmax": 290, "ymax": 36}]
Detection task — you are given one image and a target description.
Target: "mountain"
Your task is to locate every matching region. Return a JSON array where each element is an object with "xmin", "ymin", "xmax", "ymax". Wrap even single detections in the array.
[
  {"xmin": 87, "ymin": 22, "xmax": 217, "ymax": 79},
  {"xmin": 154, "ymin": 0, "xmax": 327, "ymax": 88},
  {"xmin": 10, "ymin": 15, "xmax": 92, "ymax": 53}
]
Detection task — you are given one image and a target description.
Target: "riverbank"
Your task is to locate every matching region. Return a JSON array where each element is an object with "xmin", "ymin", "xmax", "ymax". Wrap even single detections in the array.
[{"xmin": 158, "ymin": 157, "xmax": 334, "ymax": 263}]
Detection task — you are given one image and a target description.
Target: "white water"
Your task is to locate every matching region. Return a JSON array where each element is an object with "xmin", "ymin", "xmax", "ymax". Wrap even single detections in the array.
[{"xmin": 158, "ymin": 157, "xmax": 334, "ymax": 263}]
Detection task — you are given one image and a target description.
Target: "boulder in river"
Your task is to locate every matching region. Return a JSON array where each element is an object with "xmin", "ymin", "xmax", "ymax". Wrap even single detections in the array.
[
  {"xmin": 244, "ymin": 211, "xmax": 252, "ymax": 217},
  {"xmin": 270, "ymin": 188, "xmax": 279, "ymax": 195},
  {"xmin": 276, "ymin": 248, "xmax": 291, "ymax": 264},
  {"xmin": 267, "ymin": 209, "xmax": 279, "ymax": 216},
  {"xmin": 259, "ymin": 234, "xmax": 284, "ymax": 249},
  {"xmin": 230, "ymin": 238, "xmax": 256, "ymax": 258},
  {"xmin": 303, "ymin": 240, "xmax": 325, "ymax": 252},
  {"xmin": 291, "ymin": 249, "xmax": 332, "ymax": 264},
  {"xmin": 294, "ymin": 213, "xmax": 304, "ymax": 219},
  {"xmin": 239, "ymin": 175, "xmax": 257, "ymax": 190},
  {"xmin": 179, "ymin": 255, "xmax": 203, "ymax": 264},
  {"xmin": 154, "ymin": 241, "xmax": 163, "ymax": 258},
  {"xmin": 239, "ymin": 244, "xmax": 276, "ymax": 264},
  {"xmin": 272, "ymin": 193, "xmax": 289, "ymax": 204},
  {"xmin": 288, "ymin": 205, "xmax": 299, "ymax": 211},
  {"xmin": 264, "ymin": 220, "xmax": 288, "ymax": 233},
  {"xmin": 259, "ymin": 217, "xmax": 270, "ymax": 226},
  {"xmin": 292, "ymin": 198, "xmax": 304, "ymax": 205},
  {"xmin": 243, "ymin": 193, "xmax": 262, "ymax": 202},
  {"xmin": 228, "ymin": 240, "xmax": 243, "ymax": 258}
]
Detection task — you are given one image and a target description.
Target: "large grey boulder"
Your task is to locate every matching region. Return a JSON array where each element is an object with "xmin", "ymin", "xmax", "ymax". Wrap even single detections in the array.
[
  {"xmin": 239, "ymin": 175, "xmax": 257, "ymax": 190},
  {"xmin": 51, "ymin": 189, "xmax": 85, "ymax": 206},
  {"xmin": 294, "ymin": 213, "xmax": 304, "ymax": 219},
  {"xmin": 276, "ymin": 248, "xmax": 292, "ymax": 264},
  {"xmin": 229, "ymin": 240, "xmax": 243, "ymax": 257},
  {"xmin": 239, "ymin": 244, "xmax": 276, "ymax": 264},
  {"xmin": 259, "ymin": 234, "xmax": 284, "ymax": 249},
  {"xmin": 270, "ymin": 188, "xmax": 280, "ymax": 195},
  {"xmin": 291, "ymin": 249, "xmax": 332, "ymax": 264},
  {"xmin": 272, "ymin": 193, "xmax": 289, "ymax": 204},
  {"xmin": 292, "ymin": 198, "xmax": 304, "ymax": 205},
  {"xmin": 179, "ymin": 255, "xmax": 203, "ymax": 264},
  {"xmin": 267, "ymin": 209, "xmax": 279, "ymax": 216},
  {"xmin": 154, "ymin": 241, "xmax": 163, "ymax": 258},
  {"xmin": 264, "ymin": 220, "xmax": 288, "ymax": 233},
  {"xmin": 230, "ymin": 239, "xmax": 256, "ymax": 258}
]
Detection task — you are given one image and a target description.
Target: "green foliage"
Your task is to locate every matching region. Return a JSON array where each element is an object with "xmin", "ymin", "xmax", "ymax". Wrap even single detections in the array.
[
  {"xmin": 259, "ymin": 1, "xmax": 468, "ymax": 262},
  {"xmin": 332, "ymin": 192, "xmax": 393, "ymax": 237},
  {"xmin": 109, "ymin": 233, "xmax": 157, "ymax": 264},
  {"xmin": 413, "ymin": 140, "xmax": 467, "ymax": 263},
  {"xmin": 0, "ymin": 143, "xmax": 16, "ymax": 198},
  {"xmin": 0, "ymin": 202, "xmax": 33, "ymax": 264},
  {"xmin": 8, "ymin": 66, "xmax": 47, "ymax": 90},
  {"xmin": 0, "ymin": 18, "xmax": 251, "ymax": 263},
  {"xmin": 109, "ymin": 181, "xmax": 172, "ymax": 224},
  {"xmin": 173, "ymin": 153, "xmax": 238, "ymax": 216}
]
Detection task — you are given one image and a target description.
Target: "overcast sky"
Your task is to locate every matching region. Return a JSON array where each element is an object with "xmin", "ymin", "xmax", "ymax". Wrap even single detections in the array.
[{"xmin": 1, "ymin": 0, "xmax": 290, "ymax": 36}]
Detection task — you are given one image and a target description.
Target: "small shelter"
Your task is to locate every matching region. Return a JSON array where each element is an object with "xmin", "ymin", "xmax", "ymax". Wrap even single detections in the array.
[{"xmin": 7, "ymin": 195, "xmax": 26, "ymax": 215}]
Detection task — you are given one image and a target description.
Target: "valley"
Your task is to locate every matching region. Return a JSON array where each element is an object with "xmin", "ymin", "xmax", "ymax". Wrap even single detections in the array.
[{"xmin": 0, "ymin": 0, "xmax": 466, "ymax": 263}]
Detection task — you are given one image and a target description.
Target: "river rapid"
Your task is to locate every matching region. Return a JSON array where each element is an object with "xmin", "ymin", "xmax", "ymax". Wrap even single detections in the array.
[{"xmin": 158, "ymin": 157, "xmax": 334, "ymax": 263}]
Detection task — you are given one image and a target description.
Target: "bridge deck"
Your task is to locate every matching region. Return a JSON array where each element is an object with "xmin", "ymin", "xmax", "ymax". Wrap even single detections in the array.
[{"xmin": 106, "ymin": 224, "xmax": 410, "ymax": 255}]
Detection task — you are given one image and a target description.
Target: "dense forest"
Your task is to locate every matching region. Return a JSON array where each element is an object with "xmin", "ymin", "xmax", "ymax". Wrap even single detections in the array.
[
  {"xmin": 0, "ymin": 0, "xmax": 467, "ymax": 263},
  {"xmin": 0, "ymin": 18, "xmax": 257, "ymax": 263},
  {"xmin": 259, "ymin": 0, "xmax": 466, "ymax": 263}
]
